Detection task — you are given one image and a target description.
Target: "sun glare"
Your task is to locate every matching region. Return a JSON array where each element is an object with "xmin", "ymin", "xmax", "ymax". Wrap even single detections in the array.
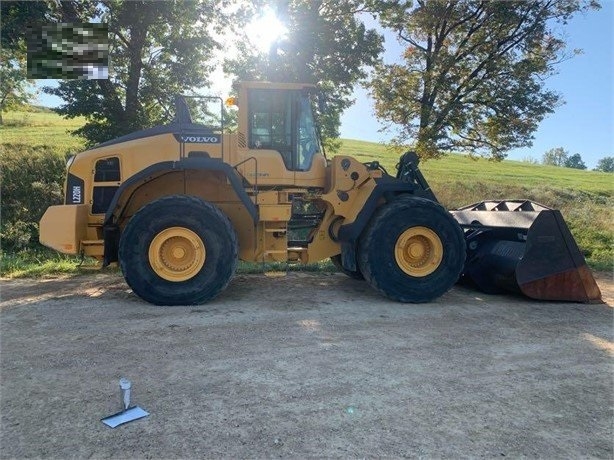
[{"xmin": 246, "ymin": 8, "xmax": 288, "ymax": 53}]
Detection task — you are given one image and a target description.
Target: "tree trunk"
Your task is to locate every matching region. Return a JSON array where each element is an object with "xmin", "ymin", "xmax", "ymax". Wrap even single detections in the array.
[
  {"xmin": 122, "ymin": 2, "xmax": 149, "ymax": 129},
  {"xmin": 125, "ymin": 26, "xmax": 145, "ymax": 125}
]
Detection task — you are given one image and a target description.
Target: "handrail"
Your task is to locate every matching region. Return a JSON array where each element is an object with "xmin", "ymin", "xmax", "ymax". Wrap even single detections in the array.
[{"xmin": 233, "ymin": 156, "xmax": 259, "ymax": 201}]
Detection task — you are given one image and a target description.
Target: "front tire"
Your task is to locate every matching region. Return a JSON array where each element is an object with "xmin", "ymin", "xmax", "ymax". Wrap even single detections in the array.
[
  {"xmin": 358, "ymin": 196, "xmax": 465, "ymax": 303},
  {"xmin": 330, "ymin": 254, "xmax": 364, "ymax": 280},
  {"xmin": 119, "ymin": 195, "xmax": 238, "ymax": 305}
]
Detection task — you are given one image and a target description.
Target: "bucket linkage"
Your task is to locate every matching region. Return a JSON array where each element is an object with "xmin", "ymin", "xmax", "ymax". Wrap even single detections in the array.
[{"xmin": 450, "ymin": 200, "xmax": 602, "ymax": 303}]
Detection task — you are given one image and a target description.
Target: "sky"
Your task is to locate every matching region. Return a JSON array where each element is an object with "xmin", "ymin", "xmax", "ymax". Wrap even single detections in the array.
[
  {"xmin": 36, "ymin": 2, "xmax": 613, "ymax": 169},
  {"xmin": 339, "ymin": 2, "xmax": 614, "ymax": 169}
]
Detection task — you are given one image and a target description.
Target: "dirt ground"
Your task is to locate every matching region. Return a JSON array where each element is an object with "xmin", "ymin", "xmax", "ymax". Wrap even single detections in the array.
[{"xmin": 1, "ymin": 270, "xmax": 612, "ymax": 458}]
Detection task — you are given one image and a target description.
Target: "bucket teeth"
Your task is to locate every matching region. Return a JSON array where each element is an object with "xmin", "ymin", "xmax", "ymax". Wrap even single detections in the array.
[{"xmin": 451, "ymin": 200, "xmax": 602, "ymax": 303}]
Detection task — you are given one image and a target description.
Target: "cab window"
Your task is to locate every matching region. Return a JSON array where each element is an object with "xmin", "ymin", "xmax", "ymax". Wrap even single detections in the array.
[
  {"xmin": 297, "ymin": 95, "xmax": 321, "ymax": 171},
  {"xmin": 248, "ymin": 89, "xmax": 293, "ymax": 167},
  {"xmin": 248, "ymin": 89, "xmax": 321, "ymax": 171}
]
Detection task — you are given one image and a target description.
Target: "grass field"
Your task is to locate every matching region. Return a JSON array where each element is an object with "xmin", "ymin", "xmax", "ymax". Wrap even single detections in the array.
[
  {"xmin": 340, "ymin": 139, "xmax": 613, "ymax": 196},
  {"xmin": 2, "ymin": 109, "xmax": 86, "ymax": 154},
  {"xmin": 1, "ymin": 109, "xmax": 612, "ymax": 276}
]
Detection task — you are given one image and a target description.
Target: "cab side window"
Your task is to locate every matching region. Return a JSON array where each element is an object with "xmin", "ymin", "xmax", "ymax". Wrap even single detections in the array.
[
  {"xmin": 248, "ymin": 89, "xmax": 293, "ymax": 168},
  {"xmin": 92, "ymin": 157, "xmax": 120, "ymax": 214},
  {"xmin": 296, "ymin": 96, "xmax": 320, "ymax": 171},
  {"xmin": 94, "ymin": 157, "xmax": 120, "ymax": 182}
]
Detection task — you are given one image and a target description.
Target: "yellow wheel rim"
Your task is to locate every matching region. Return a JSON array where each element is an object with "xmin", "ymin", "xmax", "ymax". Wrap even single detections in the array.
[
  {"xmin": 394, "ymin": 226, "xmax": 443, "ymax": 277},
  {"xmin": 148, "ymin": 227, "xmax": 206, "ymax": 282}
]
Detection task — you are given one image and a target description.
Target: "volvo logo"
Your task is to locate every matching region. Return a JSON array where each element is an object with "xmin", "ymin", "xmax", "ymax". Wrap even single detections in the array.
[{"xmin": 179, "ymin": 135, "xmax": 220, "ymax": 144}]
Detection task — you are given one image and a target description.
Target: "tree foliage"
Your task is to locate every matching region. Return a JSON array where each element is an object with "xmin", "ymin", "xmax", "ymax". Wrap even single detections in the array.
[
  {"xmin": 370, "ymin": 0, "xmax": 600, "ymax": 160},
  {"xmin": 0, "ymin": 49, "xmax": 36, "ymax": 125},
  {"xmin": 0, "ymin": 1, "xmax": 49, "ymax": 48},
  {"xmin": 542, "ymin": 147, "xmax": 568, "ymax": 166},
  {"xmin": 0, "ymin": 1, "xmax": 44, "ymax": 124},
  {"xmin": 595, "ymin": 156, "xmax": 614, "ymax": 172},
  {"xmin": 564, "ymin": 153, "xmax": 586, "ymax": 170},
  {"xmin": 35, "ymin": 0, "xmax": 230, "ymax": 146},
  {"xmin": 226, "ymin": 0, "xmax": 384, "ymax": 150}
]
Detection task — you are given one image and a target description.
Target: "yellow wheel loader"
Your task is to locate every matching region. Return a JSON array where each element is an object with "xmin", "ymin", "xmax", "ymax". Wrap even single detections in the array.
[{"xmin": 39, "ymin": 81, "xmax": 601, "ymax": 305}]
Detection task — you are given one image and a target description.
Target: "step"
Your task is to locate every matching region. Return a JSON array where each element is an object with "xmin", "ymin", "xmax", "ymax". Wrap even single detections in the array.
[{"xmin": 81, "ymin": 240, "xmax": 103, "ymax": 246}]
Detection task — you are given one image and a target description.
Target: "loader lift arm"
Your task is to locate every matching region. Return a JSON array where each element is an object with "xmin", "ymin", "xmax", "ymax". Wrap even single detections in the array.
[{"xmin": 335, "ymin": 152, "xmax": 442, "ymax": 273}]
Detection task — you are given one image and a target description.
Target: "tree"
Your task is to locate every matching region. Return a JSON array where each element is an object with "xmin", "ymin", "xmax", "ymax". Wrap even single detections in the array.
[
  {"xmin": 522, "ymin": 155, "xmax": 539, "ymax": 164},
  {"xmin": 226, "ymin": 0, "xmax": 384, "ymax": 150},
  {"xmin": 0, "ymin": 1, "xmax": 46, "ymax": 124},
  {"xmin": 542, "ymin": 147, "xmax": 568, "ymax": 166},
  {"xmin": 595, "ymin": 156, "xmax": 614, "ymax": 172},
  {"xmin": 370, "ymin": 0, "xmax": 600, "ymax": 160},
  {"xmin": 35, "ymin": 0, "xmax": 230, "ymax": 146},
  {"xmin": 564, "ymin": 153, "xmax": 586, "ymax": 169},
  {"xmin": 0, "ymin": 49, "xmax": 36, "ymax": 124},
  {"xmin": 1, "ymin": 1, "xmax": 49, "ymax": 47}
]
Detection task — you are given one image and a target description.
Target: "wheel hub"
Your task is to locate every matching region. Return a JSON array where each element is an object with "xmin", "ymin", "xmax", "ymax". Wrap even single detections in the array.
[
  {"xmin": 172, "ymin": 246, "xmax": 186, "ymax": 260},
  {"xmin": 409, "ymin": 242, "xmax": 425, "ymax": 258},
  {"xmin": 395, "ymin": 226, "xmax": 443, "ymax": 277},
  {"xmin": 148, "ymin": 227, "xmax": 206, "ymax": 282}
]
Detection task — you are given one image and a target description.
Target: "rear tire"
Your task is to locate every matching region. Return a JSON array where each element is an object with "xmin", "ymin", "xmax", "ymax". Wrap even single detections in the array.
[
  {"xmin": 358, "ymin": 196, "xmax": 465, "ymax": 303},
  {"xmin": 119, "ymin": 195, "xmax": 238, "ymax": 305}
]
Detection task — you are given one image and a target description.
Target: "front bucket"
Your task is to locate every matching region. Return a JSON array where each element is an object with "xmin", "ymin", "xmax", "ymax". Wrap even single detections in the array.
[{"xmin": 450, "ymin": 200, "xmax": 602, "ymax": 303}]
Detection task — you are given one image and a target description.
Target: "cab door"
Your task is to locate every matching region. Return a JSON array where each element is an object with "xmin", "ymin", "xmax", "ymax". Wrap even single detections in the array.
[{"xmin": 235, "ymin": 87, "xmax": 325, "ymax": 188}]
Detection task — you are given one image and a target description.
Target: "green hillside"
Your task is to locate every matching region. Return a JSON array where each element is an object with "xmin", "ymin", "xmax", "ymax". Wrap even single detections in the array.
[
  {"xmin": 1, "ymin": 110, "xmax": 612, "ymax": 273},
  {"xmin": 2, "ymin": 109, "xmax": 86, "ymax": 154},
  {"xmin": 341, "ymin": 139, "xmax": 612, "ymax": 197}
]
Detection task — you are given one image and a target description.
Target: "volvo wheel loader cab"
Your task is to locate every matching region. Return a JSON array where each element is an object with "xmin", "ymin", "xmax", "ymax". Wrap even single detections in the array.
[{"xmin": 39, "ymin": 81, "xmax": 601, "ymax": 306}]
